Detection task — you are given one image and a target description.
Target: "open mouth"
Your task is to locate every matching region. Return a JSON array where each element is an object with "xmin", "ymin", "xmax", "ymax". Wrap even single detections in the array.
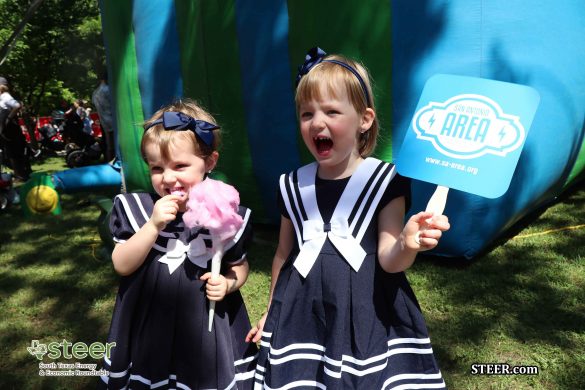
[
  {"xmin": 168, "ymin": 187, "xmax": 186, "ymax": 197},
  {"xmin": 313, "ymin": 136, "xmax": 333, "ymax": 155}
]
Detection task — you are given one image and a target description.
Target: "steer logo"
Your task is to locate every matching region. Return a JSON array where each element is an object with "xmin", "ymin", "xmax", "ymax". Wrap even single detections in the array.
[{"xmin": 412, "ymin": 94, "xmax": 525, "ymax": 159}]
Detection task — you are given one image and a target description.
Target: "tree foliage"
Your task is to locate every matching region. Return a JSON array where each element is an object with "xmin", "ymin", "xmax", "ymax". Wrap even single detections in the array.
[{"xmin": 0, "ymin": 0, "xmax": 105, "ymax": 115}]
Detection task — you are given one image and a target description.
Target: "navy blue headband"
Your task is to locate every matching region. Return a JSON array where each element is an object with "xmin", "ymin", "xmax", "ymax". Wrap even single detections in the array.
[
  {"xmin": 296, "ymin": 47, "xmax": 371, "ymax": 107},
  {"xmin": 144, "ymin": 111, "xmax": 219, "ymax": 146}
]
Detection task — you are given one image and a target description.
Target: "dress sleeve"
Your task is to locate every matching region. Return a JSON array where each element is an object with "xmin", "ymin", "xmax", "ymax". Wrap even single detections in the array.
[
  {"xmin": 378, "ymin": 171, "xmax": 412, "ymax": 213},
  {"xmin": 222, "ymin": 206, "xmax": 253, "ymax": 265},
  {"xmin": 109, "ymin": 195, "xmax": 136, "ymax": 243},
  {"xmin": 276, "ymin": 189, "xmax": 291, "ymax": 219}
]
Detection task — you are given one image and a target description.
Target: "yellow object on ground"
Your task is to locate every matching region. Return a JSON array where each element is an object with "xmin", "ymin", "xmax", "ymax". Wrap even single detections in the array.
[{"xmin": 19, "ymin": 173, "xmax": 62, "ymax": 216}]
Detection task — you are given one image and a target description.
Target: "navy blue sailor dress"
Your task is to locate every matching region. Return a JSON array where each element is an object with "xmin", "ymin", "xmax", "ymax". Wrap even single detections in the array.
[
  {"xmin": 99, "ymin": 192, "xmax": 258, "ymax": 390},
  {"xmin": 254, "ymin": 158, "xmax": 445, "ymax": 389}
]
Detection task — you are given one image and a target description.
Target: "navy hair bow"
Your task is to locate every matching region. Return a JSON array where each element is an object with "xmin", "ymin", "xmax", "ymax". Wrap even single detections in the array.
[
  {"xmin": 145, "ymin": 111, "xmax": 219, "ymax": 146},
  {"xmin": 295, "ymin": 47, "xmax": 326, "ymax": 86},
  {"xmin": 295, "ymin": 46, "xmax": 371, "ymax": 106}
]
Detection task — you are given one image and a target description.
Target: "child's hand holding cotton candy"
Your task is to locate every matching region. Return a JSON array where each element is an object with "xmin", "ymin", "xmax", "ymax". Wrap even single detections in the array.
[{"xmin": 183, "ymin": 178, "xmax": 244, "ymax": 331}]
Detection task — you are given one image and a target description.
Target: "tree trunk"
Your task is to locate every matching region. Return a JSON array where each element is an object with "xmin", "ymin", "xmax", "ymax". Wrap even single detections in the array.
[{"xmin": 0, "ymin": 0, "xmax": 46, "ymax": 66}]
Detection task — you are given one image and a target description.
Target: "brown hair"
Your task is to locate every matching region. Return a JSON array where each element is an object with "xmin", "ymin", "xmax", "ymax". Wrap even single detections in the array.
[
  {"xmin": 140, "ymin": 99, "xmax": 221, "ymax": 162},
  {"xmin": 295, "ymin": 54, "xmax": 378, "ymax": 157}
]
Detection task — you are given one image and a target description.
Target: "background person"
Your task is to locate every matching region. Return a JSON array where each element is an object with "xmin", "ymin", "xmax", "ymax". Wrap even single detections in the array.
[
  {"xmin": 0, "ymin": 77, "xmax": 31, "ymax": 181},
  {"xmin": 92, "ymin": 71, "xmax": 115, "ymax": 161}
]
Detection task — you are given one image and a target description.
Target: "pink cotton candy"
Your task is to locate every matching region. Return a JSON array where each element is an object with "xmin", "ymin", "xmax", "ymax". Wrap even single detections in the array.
[{"xmin": 183, "ymin": 178, "xmax": 244, "ymax": 243}]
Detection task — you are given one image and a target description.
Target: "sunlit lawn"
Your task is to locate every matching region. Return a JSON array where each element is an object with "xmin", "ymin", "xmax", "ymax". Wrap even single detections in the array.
[{"xmin": 0, "ymin": 157, "xmax": 583, "ymax": 389}]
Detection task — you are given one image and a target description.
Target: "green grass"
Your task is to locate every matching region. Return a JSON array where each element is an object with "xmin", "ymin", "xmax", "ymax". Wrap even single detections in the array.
[{"xmin": 0, "ymin": 157, "xmax": 584, "ymax": 389}]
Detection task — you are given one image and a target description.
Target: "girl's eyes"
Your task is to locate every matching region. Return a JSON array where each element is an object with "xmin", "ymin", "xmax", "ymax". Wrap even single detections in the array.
[
  {"xmin": 300, "ymin": 110, "xmax": 340, "ymax": 119},
  {"xmin": 150, "ymin": 164, "xmax": 189, "ymax": 172}
]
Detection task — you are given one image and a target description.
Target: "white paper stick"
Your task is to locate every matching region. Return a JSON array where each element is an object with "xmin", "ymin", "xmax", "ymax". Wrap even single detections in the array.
[
  {"xmin": 208, "ymin": 240, "xmax": 224, "ymax": 332},
  {"xmin": 416, "ymin": 185, "xmax": 450, "ymax": 245},
  {"xmin": 425, "ymin": 185, "xmax": 449, "ymax": 216}
]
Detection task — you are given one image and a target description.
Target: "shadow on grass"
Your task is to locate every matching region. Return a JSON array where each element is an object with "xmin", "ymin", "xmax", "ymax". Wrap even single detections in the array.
[
  {"xmin": 415, "ymin": 184, "xmax": 585, "ymax": 389},
  {"xmin": 0, "ymin": 184, "xmax": 279, "ymax": 388},
  {"xmin": 2, "ymin": 155, "xmax": 582, "ymax": 388},
  {"xmin": 0, "ymin": 188, "xmax": 119, "ymax": 389}
]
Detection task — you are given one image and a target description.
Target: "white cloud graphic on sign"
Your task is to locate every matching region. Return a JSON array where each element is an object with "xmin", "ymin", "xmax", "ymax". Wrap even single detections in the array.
[{"xmin": 412, "ymin": 94, "xmax": 526, "ymax": 159}]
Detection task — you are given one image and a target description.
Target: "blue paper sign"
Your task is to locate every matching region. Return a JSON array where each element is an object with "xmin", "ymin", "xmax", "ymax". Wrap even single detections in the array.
[{"xmin": 396, "ymin": 74, "xmax": 540, "ymax": 198}]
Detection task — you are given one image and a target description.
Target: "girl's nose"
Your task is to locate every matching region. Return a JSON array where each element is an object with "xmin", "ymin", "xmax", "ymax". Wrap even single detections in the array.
[
  {"xmin": 311, "ymin": 112, "xmax": 326, "ymax": 131},
  {"xmin": 162, "ymin": 169, "xmax": 176, "ymax": 184}
]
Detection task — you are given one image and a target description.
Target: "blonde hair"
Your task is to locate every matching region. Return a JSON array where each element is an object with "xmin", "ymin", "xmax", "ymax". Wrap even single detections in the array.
[
  {"xmin": 0, "ymin": 84, "xmax": 9, "ymax": 93},
  {"xmin": 295, "ymin": 54, "xmax": 378, "ymax": 157},
  {"xmin": 140, "ymin": 99, "xmax": 221, "ymax": 162}
]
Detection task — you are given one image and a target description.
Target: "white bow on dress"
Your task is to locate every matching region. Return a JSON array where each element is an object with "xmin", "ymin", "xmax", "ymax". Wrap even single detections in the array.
[
  {"xmin": 158, "ymin": 235, "xmax": 209, "ymax": 274},
  {"xmin": 293, "ymin": 217, "xmax": 366, "ymax": 278}
]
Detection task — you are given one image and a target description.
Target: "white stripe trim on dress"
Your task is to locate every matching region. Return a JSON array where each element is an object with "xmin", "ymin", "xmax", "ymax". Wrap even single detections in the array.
[
  {"xmin": 128, "ymin": 374, "xmax": 162, "ymax": 387},
  {"xmin": 285, "ymin": 158, "xmax": 393, "ymax": 275},
  {"xmin": 115, "ymin": 195, "xmax": 167, "ymax": 251},
  {"xmin": 266, "ymin": 346, "xmax": 434, "ymax": 371},
  {"xmin": 102, "ymin": 371, "xmax": 255, "ymax": 390},
  {"xmin": 223, "ymin": 376, "xmax": 237, "ymax": 390},
  {"xmin": 234, "ymin": 353, "xmax": 258, "ymax": 366},
  {"xmin": 263, "ymin": 337, "xmax": 430, "ymax": 361},
  {"xmin": 296, "ymin": 162, "xmax": 319, "ymax": 229},
  {"xmin": 116, "ymin": 194, "xmax": 140, "ymax": 234},
  {"xmin": 224, "ymin": 207, "xmax": 251, "ymax": 252},
  {"xmin": 104, "ymin": 361, "xmax": 132, "ymax": 378},
  {"xmin": 235, "ymin": 369, "xmax": 256, "ymax": 381},
  {"xmin": 382, "ymin": 372, "xmax": 444, "ymax": 390},
  {"xmin": 235, "ymin": 207, "xmax": 251, "ymax": 242},
  {"xmin": 254, "ymin": 369, "xmax": 444, "ymax": 389},
  {"xmin": 269, "ymin": 352, "xmax": 327, "ymax": 365},
  {"xmin": 387, "ymin": 337, "xmax": 430, "ymax": 346},
  {"xmin": 255, "ymin": 365, "xmax": 266, "ymax": 373},
  {"xmin": 263, "ymin": 340, "xmax": 434, "ymax": 379},
  {"xmin": 263, "ymin": 380, "xmax": 327, "ymax": 390},
  {"xmin": 269, "ymin": 342, "xmax": 325, "ymax": 356},
  {"xmin": 130, "ymin": 193, "xmax": 174, "ymax": 238},
  {"xmin": 347, "ymin": 162, "xmax": 390, "ymax": 241},
  {"xmin": 279, "ymin": 173, "xmax": 302, "ymax": 246},
  {"xmin": 340, "ymin": 157, "xmax": 387, "ymax": 232},
  {"xmin": 390, "ymin": 384, "xmax": 445, "ymax": 390},
  {"xmin": 102, "ymin": 360, "xmax": 255, "ymax": 388},
  {"xmin": 324, "ymin": 360, "xmax": 388, "ymax": 378},
  {"xmin": 355, "ymin": 165, "xmax": 395, "ymax": 242}
]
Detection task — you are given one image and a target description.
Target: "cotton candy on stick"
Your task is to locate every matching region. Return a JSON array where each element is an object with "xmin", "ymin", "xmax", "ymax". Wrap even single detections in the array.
[{"xmin": 183, "ymin": 179, "xmax": 244, "ymax": 331}]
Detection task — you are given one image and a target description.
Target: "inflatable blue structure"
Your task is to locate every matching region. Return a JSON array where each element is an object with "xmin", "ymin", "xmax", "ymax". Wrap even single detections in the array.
[
  {"xmin": 90, "ymin": 0, "xmax": 584, "ymax": 260},
  {"xmin": 52, "ymin": 160, "xmax": 121, "ymax": 193},
  {"xmin": 392, "ymin": 1, "xmax": 585, "ymax": 257}
]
